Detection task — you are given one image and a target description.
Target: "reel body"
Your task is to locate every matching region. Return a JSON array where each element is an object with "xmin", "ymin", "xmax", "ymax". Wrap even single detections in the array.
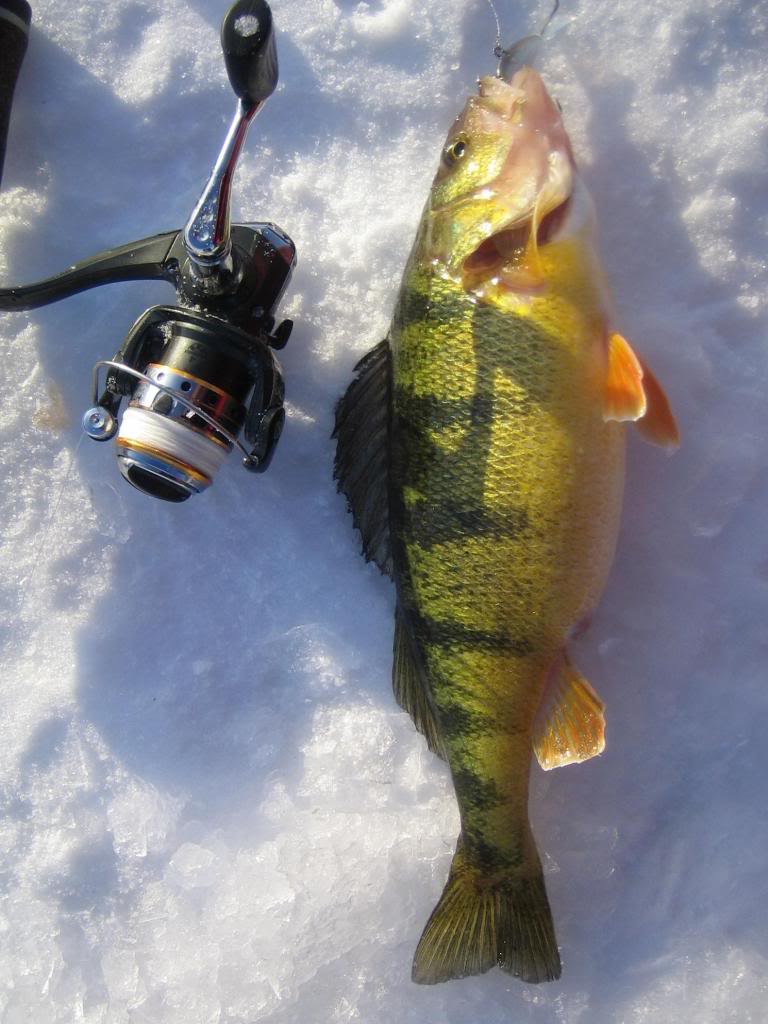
[
  {"xmin": 0, "ymin": 0, "xmax": 296, "ymax": 502},
  {"xmin": 88, "ymin": 303, "xmax": 286, "ymax": 502}
]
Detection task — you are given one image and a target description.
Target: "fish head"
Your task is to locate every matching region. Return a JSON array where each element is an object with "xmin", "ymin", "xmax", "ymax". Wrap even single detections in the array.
[{"xmin": 426, "ymin": 68, "xmax": 587, "ymax": 284}]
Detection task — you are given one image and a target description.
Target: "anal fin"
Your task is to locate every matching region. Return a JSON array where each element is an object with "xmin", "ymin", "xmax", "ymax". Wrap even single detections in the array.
[
  {"xmin": 533, "ymin": 652, "xmax": 605, "ymax": 771},
  {"xmin": 394, "ymin": 608, "xmax": 446, "ymax": 760}
]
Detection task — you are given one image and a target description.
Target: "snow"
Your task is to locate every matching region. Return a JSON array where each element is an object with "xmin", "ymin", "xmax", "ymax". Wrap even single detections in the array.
[{"xmin": 0, "ymin": 0, "xmax": 766, "ymax": 1020}]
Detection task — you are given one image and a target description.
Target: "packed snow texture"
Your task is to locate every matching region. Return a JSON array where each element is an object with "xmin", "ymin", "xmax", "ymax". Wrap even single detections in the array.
[{"xmin": 0, "ymin": 0, "xmax": 766, "ymax": 1021}]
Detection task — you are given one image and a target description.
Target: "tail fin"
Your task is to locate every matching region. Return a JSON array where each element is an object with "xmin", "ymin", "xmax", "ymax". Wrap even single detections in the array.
[{"xmin": 412, "ymin": 838, "xmax": 561, "ymax": 985}]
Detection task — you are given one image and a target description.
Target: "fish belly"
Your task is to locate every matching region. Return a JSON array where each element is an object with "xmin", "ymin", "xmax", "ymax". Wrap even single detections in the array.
[{"xmin": 391, "ymin": 271, "xmax": 624, "ymax": 866}]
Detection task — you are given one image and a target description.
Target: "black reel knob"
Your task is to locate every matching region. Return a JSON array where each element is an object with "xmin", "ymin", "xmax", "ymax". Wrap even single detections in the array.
[{"xmin": 221, "ymin": 0, "xmax": 278, "ymax": 105}]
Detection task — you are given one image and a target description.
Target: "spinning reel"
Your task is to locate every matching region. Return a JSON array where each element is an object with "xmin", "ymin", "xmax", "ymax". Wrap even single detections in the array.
[{"xmin": 0, "ymin": 0, "xmax": 296, "ymax": 502}]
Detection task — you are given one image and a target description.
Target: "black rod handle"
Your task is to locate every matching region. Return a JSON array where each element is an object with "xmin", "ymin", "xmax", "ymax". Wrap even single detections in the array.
[
  {"xmin": 0, "ymin": 0, "xmax": 32, "ymax": 187},
  {"xmin": 221, "ymin": 0, "xmax": 278, "ymax": 106}
]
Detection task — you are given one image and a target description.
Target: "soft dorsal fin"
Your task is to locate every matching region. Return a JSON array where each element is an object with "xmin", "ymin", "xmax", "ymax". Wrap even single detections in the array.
[
  {"xmin": 603, "ymin": 333, "xmax": 679, "ymax": 448},
  {"xmin": 333, "ymin": 339, "xmax": 393, "ymax": 576},
  {"xmin": 393, "ymin": 608, "xmax": 447, "ymax": 760},
  {"xmin": 533, "ymin": 651, "xmax": 605, "ymax": 771}
]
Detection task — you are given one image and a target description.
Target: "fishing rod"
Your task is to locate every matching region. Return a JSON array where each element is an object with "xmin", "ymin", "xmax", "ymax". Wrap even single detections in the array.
[
  {"xmin": 0, "ymin": 2, "xmax": 31, "ymax": 184},
  {"xmin": 0, "ymin": 0, "xmax": 296, "ymax": 503}
]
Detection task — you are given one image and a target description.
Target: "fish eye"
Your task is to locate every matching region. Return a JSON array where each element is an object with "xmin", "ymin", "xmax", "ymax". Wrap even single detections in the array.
[{"xmin": 443, "ymin": 138, "xmax": 468, "ymax": 166}]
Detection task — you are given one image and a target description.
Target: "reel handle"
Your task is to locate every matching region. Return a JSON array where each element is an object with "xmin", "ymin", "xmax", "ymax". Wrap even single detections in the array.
[
  {"xmin": 0, "ymin": 0, "xmax": 32, "ymax": 187},
  {"xmin": 221, "ymin": 0, "xmax": 278, "ymax": 105},
  {"xmin": 183, "ymin": 1, "xmax": 279, "ymax": 279}
]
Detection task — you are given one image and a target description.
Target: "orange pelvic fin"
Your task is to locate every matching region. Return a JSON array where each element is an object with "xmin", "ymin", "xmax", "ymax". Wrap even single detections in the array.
[
  {"xmin": 603, "ymin": 332, "xmax": 680, "ymax": 448},
  {"xmin": 533, "ymin": 652, "xmax": 606, "ymax": 771}
]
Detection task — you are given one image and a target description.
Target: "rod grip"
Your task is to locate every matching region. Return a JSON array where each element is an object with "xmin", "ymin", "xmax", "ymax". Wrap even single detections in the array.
[{"xmin": 0, "ymin": 0, "xmax": 32, "ymax": 187}]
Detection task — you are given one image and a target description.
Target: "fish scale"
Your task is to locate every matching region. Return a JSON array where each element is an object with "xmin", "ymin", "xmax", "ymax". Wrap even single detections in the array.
[{"xmin": 391, "ymin": 254, "xmax": 623, "ymax": 647}]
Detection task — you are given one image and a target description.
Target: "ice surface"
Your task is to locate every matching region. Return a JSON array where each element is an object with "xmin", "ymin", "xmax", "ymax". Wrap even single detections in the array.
[{"xmin": 0, "ymin": 0, "xmax": 766, "ymax": 1021}]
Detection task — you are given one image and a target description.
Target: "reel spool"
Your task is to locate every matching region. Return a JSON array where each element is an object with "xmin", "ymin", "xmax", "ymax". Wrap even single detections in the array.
[
  {"xmin": 116, "ymin": 352, "xmax": 245, "ymax": 502},
  {"xmin": 83, "ymin": 305, "xmax": 287, "ymax": 502}
]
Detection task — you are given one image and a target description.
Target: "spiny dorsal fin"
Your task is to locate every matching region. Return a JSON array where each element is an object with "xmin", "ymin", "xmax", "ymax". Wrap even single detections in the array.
[
  {"xmin": 393, "ymin": 608, "xmax": 447, "ymax": 760},
  {"xmin": 533, "ymin": 651, "xmax": 606, "ymax": 771},
  {"xmin": 333, "ymin": 339, "xmax": 393, "ymax": 576}
]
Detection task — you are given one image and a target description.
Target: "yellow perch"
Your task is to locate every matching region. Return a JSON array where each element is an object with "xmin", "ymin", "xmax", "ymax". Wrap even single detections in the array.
[{"xmin": 334, "ymin": 40, "xmax": 678, "ymax": 986}]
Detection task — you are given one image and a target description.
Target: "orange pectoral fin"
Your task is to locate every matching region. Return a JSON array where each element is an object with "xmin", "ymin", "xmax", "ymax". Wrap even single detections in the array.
[
  {"xmin": 635, "ymin": 356, "xmax": 680, "ymax": 448},
  {"xmin": 603, "ymin": 332, "xmax": 680, "ymax": 448},
  {"xmin": 603, "ymin": 332, "xmax": 646, "ymax": 422}
]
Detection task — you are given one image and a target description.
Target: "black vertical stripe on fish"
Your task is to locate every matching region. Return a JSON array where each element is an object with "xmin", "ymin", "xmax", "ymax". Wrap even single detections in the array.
[
  {"xmin": 412, "ymin": 612, "xmax": 535, "ymax": 657},
  {"xmin": 394, "ymin": 391, "xmax": 496, "ymax": 432},
  {"xmin": 402, "ymin": 501, "xmax": 531, "ymax": 548},
  {"xmin": 436, "ymin": 700, "xmax": 497, "ymax": 740},
  {"xmin": 451, "ymin": 766, "xmax": 505, "ymax": 809},
  {"xmin": 462, "ymin": 831, "xmax": 520, "ymax": 873}
]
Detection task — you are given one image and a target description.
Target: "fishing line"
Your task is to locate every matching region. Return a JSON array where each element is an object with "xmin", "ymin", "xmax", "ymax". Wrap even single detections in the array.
[
  {"xmin": 485, "ymin": 0, "xmax": 560, "ymax": 67},
  {"xmin": 483, "ymin": 0, "xmax": 503, "ymax": 58},
  {"xmin": 539, "ymin": 0, "xmax": 560, "ymax": 37}
]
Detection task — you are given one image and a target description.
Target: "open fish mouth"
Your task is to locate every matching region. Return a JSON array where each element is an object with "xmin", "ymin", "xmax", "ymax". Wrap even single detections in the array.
[{"xmin": 461, "ymin": 196, "xmax": 572, "ymax": 282}]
